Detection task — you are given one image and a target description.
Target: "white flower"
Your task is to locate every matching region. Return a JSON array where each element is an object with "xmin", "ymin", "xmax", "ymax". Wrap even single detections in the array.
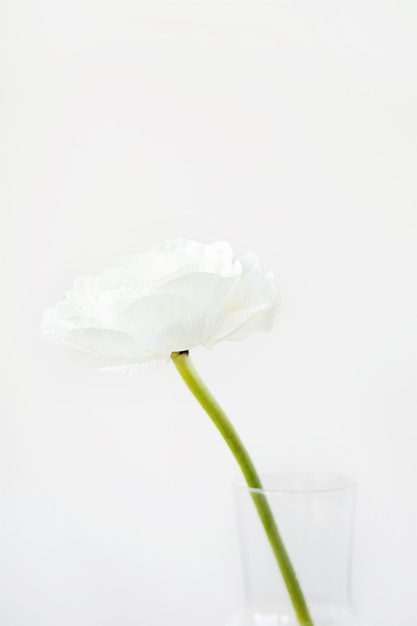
[{"xmin": 41, "ymin": 239, "xmax": 280, "ymax": 373}]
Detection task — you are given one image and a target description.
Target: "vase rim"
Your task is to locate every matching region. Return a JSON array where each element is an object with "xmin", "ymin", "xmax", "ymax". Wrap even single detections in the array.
[{"xmin": 235, "ymin": 471, "xmax": 356, "ymax": 494}]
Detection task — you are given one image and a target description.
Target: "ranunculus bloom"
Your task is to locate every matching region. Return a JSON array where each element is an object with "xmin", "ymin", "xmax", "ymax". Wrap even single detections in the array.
[{"xmin": 41, "ymin": 239, "xmax": 279, "ymax": 373}]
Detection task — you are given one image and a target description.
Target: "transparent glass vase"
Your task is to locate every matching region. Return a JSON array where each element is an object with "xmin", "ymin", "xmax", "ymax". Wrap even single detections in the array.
[{"xmin": 228, "ymin": 473, "xmax": 361, "ymax": 626}]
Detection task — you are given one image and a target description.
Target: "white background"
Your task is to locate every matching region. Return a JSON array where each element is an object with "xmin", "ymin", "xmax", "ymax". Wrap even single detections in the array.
[{"xmin": 1, "ymin": 1, "xmax": 416, "ymax": 625}]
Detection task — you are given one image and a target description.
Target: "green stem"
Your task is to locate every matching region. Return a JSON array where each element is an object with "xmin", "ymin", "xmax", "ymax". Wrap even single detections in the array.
[{"xmin": 171, "ymin": 350, "xmax": 314, "ymax": 626}]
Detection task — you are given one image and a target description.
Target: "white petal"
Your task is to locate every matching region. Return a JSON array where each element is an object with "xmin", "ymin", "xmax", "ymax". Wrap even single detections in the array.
[
  {"xmin": 41, "ymin": 305, "xmax": 85, "ymax": 346},
  {"xmin": 112, "ymin": 272, "xmax": 236, "ymax": 346},
  {"xmin": 159, "ymin": 272, "xmax": 238, "ymax": 313},
  {"xmin": 68, "ymin": 328, "xmax": 146, "ymax": 358},
  {"xmin": 146, "ymin": 308, "xmax": 225, "ymax": 356},
  {"xmin": 112, "ymin": 293, "xmax": 190, "ymax": 345},
  {"xmin": 203, "ymin": 255, "xmax": 280, "ymax": 346},
  {"xmin": 65, "ymin": 275, "xmax": 101, "ymax": 320},
  {"xmin": 106, "ymin": 239, "xmax": 239, "ymax": 284}
]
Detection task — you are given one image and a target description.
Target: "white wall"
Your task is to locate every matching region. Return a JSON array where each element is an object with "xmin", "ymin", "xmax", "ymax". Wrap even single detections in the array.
[{"xmin": 1, "ymin": 1, "xmax": 416, "ymax": 625}]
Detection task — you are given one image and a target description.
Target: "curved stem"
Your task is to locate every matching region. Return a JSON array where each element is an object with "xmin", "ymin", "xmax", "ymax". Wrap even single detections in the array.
[{"xmin": 171, "ymin": 351, "xmax": 314, "ymax": 626}]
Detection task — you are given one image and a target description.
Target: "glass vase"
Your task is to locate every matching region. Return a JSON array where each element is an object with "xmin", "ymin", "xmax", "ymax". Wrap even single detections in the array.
[{"xmin": 228, "ymin": 473, "xmax": 361, "ymax": 626}]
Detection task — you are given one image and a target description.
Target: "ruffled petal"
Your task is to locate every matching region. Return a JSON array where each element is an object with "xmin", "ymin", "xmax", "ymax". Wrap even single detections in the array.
[{"xmin": 203, "ymin": 254, "xmax": 280, "ymax": 346}]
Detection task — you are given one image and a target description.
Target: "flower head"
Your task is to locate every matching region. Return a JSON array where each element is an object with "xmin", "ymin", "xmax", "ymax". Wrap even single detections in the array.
[{"xmin": 41, "ymin": 239, "xmax": 279, "ymax": 373}]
